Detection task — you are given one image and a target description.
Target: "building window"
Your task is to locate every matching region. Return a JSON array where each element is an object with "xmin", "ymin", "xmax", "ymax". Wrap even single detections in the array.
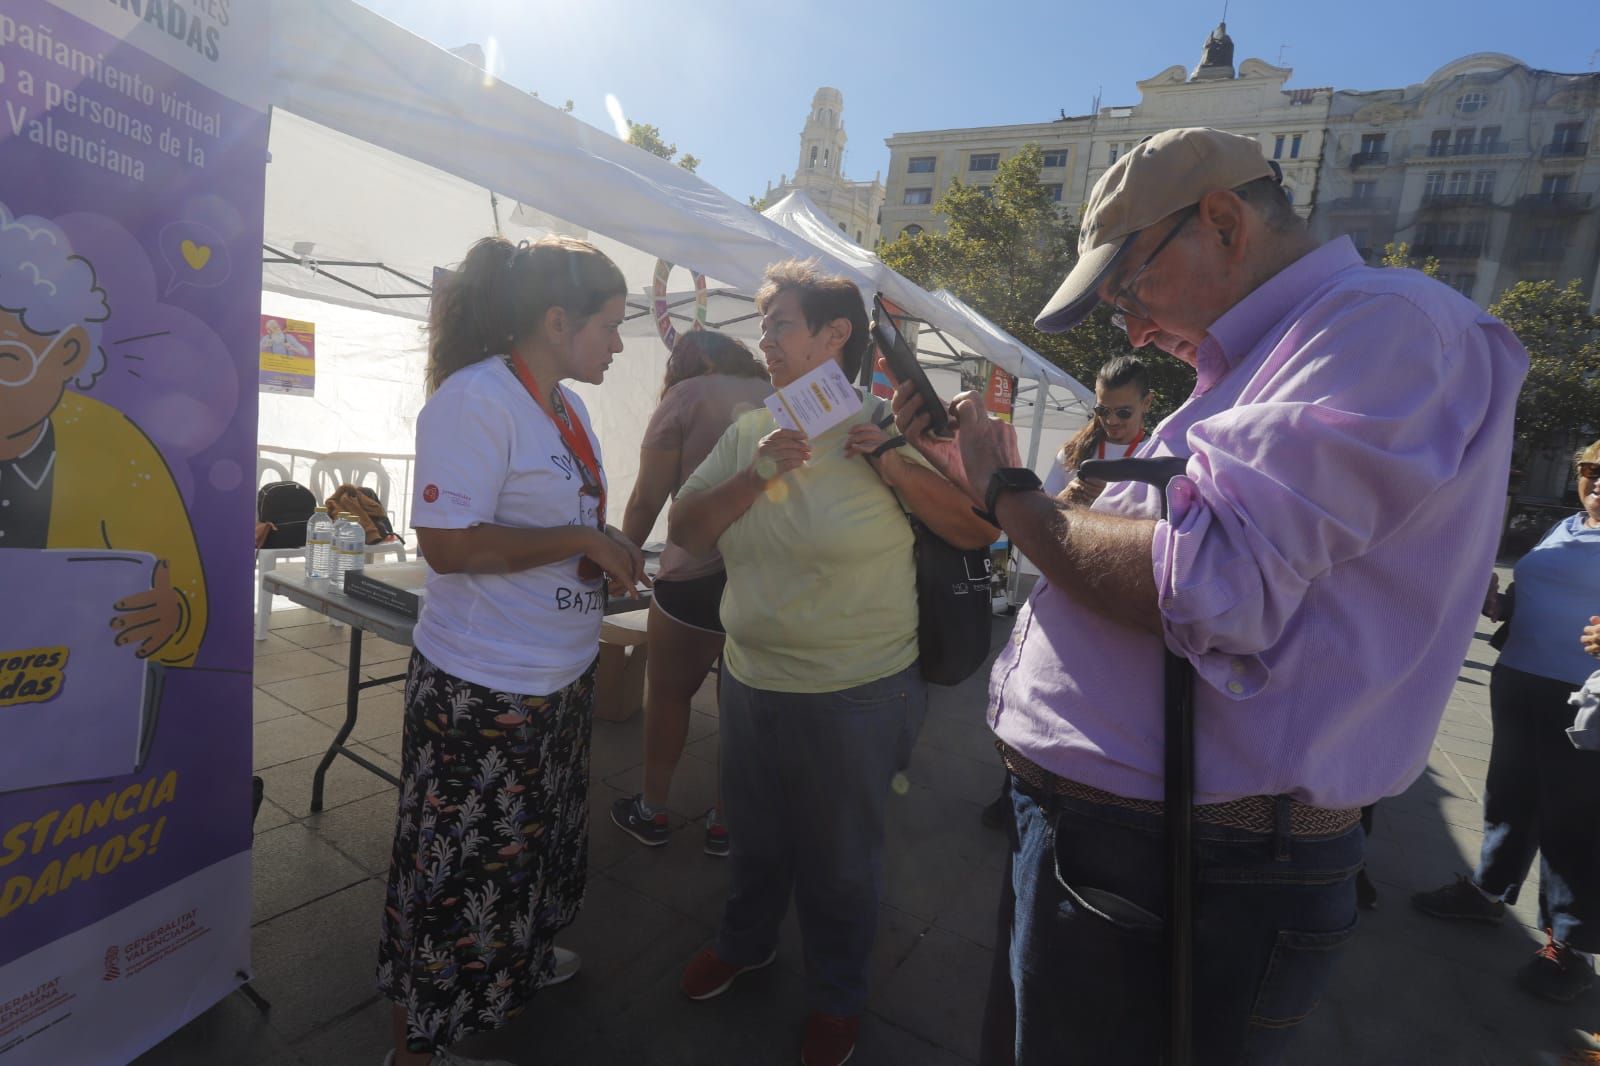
[
  {"xmin": 823, "ymin": 148, "xmax": 831, "ymax": 169},
  {"xmin": 977, "ymin": 185, "xmax": 995, "ymax": 199},
  {"xmin": 902, "ymin": 224, "xmax": 924, "ymax": 239},
  {"xmin": 1044, "ymin": 183, "xmax": 1063, "ymax": 202},
  {"xmin": 1429, "ymin": 130, "xmax": 1451, "ymax": 157},
  {"xmin": 1479, "ymin": 126, "xmax": 1501, "ymax": 153},
  {"xmin": 1472, "ymin": 170, "xmax": 1495, "ymax": 197},
  {"xmin": 1530, "ymin": 226, "xmax": 1564, "ymax": 258},
  {"xmin": 969, "ymin": 153, "xmax": 999, "ymax": 172},
  {"xmin": 1552, "ymin": 122, "xmax": 1583, "ymax": 150},
  {"xmin": 1291, "ymin": 133, "xmax": 1303, "ymax": 159},
  {"xmin": 1456, "ymin": 91, "xmax": 1486, "ymax": 113},
  {"xmin": 1108, "ymin": 143, "xmax": 1122, "ymax": 164},
  {"xmin": 1454, "ymin": 127, "xmax": 1475, "ymax": 155},
  {"xmin": 1042, "ymin": 150, "xmax": 1068, "ymax": 168},
  {"xmin": 1451, "ymin": 274, "xmax": 1476, "ymax": 296},
  {"xmin": 903, "ymin": 187, "xmax": 933, "ymax": 205},
  {"xmin": 1541, "ymin": 173, "xmax": 1573, "ymax": 196},
  {"xmin": 908, "ymin": 156, "xmax": 936, "ymax": 174},
  {"xmin": 1360, "ymin": 132, "xmax": 1387, "ymax": 155},
  {"xmin": 1348, "ymin": 227, "xmax": 1371, "ymax": 255},
  {"xmin": 1447, "ymin": 170, "xmax": 1471, "ymax": 195},
  {"xmin": 1283, "ymin": 185, "xmax": 1295, "ymax": 204},
  {"xmin": 809, "ymin": 146, "xmax": 818, "ymax": 170},
  {"xmin": 1353, "ymin": 180, "xmax": 1377, "ymax": 200},
  {"xmin": 1273, "ymin": 134, "xmax": 1285, "ymax": 160},
  {"xmin": 838, "ymin": 221, "xmax": 846, "ymax": 232},
  {"xmin": 856, "ymin": 231, "xmax": 863, "ymax": 243}
]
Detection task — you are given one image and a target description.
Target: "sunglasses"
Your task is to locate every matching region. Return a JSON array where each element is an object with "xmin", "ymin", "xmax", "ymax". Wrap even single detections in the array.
[
  {"xmin": 1578, "ymin": 462, "xmax": 1600, "ymax": 479},
  {"xmin": 1094, "ymin": 405, "xmax": 1138, "ymax": 421}
]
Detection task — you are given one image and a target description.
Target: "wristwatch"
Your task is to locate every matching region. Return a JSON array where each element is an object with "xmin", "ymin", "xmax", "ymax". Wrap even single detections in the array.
[{"xmin": 981, "ymin": 467, "xmax": 1043, "ymax": 523}]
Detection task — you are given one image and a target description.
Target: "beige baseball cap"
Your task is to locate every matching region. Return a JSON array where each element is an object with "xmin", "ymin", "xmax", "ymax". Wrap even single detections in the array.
[{"xmin": 1034, "ymin": 127, "xmax": 1274, "ymax": 333}]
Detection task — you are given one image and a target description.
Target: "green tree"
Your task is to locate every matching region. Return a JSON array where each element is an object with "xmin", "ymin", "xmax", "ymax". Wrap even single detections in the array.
[
  {"xmin": 1487, "ymin": 279, "xmax": 1600, "ymax": 472},
  {"xmin": 878, "ymin": 144, "xmax": 1194, "ymax": 419},
  {"xmin": 678, "ymin": 153, "xmax": 701, "ymax": 174},
  {"xmin": 1379, "ymin": 241, "xmax": 1442, "ymax": 279},
  {"xmin": 626, "ymin": 121, "xmax": 677, "ymax": 161},
  {"xmin": 748, "ymin": 191, "xmax": 775, "ymax": 212}
]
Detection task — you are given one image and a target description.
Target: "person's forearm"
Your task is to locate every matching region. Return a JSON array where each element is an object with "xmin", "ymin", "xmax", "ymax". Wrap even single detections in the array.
[
  {"xmin": 668, "ymin": 469, "xmax": 763, "ymax": 557},
  {"xmin": 420, "ymin": 523, "xmax": 602, "ymax": 576},
  {"xmin": 997, "ymin": 490, "xmax": 1162, "ymax": 633},
  {"xmin": 879, "ymin": 457, "xmax": 997, "ymax": 549},
  {"xmin": 621, "ymin": 485, "xmax": 671, "ymax": 550}
]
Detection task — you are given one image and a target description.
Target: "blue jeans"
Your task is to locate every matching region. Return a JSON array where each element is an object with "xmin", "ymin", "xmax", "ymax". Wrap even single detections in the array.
[
  {"xmin": 715, "ymin": 665, "xmax": 926, "ymax": 1016},
  {"xmin": 1475, "ymin": 664, "xmax": 1600, "ymax": 951},
  {"xmin": 980, "ymin": 776, "xmax": 1363, "ymax": 1066}
]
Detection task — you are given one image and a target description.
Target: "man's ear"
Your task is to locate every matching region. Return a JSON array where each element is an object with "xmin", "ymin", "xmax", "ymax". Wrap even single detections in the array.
[
  {"xmin": 1197, "ymin": 189, "xmax": 1248, "ymax": 259},
  {"xmin": 48, "ymin": 325, "xmax": 92, "ymax": 376}
]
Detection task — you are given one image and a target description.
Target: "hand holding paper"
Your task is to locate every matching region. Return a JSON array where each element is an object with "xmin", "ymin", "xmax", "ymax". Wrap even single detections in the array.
[{"xmin": 763, "ymin": 359, "xmax": 863, "ymax": 438}]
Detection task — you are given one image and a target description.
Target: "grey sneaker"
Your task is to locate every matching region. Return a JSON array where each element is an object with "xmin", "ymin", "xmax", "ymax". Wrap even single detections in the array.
[
  {"xmin": 704, "ymin": 808, "xmax": 729, "ymax": 858},
  {"xmin": 546, "ymin": 946, "xmax": 581, "ymax": 986},
  {"xmin": 1411, "ymin": 874, "xmax": 1506, "ymax": 924}
]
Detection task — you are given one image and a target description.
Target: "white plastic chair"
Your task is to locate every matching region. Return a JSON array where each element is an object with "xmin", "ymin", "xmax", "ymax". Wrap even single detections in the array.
[
  {"xmin": 257, "ymin": 456, "xmax": 291, "ymax": 488},
  {"xmin": 310, "ymin": 454, "xmax": 409, "ymax": 570}
]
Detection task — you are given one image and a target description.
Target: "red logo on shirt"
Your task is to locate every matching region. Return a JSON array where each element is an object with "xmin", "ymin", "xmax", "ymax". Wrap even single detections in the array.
[{"xmin": 422, "ymin": 484, "xmax": 439, "ymax": 503}]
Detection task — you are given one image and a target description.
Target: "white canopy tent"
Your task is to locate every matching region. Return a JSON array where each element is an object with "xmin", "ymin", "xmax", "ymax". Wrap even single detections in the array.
[{"xmin": 259, "ymin": 0, "xmax": 1092, "ymax": 538}]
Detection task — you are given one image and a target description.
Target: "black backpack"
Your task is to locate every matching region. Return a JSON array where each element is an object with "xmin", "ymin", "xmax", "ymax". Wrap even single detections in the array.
[{"xmin": 257, "ymin": 481, "xmax": 317, "ymax": 549}]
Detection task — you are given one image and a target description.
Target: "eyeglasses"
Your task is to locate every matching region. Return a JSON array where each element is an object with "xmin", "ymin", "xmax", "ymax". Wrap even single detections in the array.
[
  {"xmin": 1108, "ymin": 208, "xmax": 1196, "ymax": 332},
  {"xmin": 1578, "ymin": 462, "xmax": 1600, "ymax": 479},
  {"xmin": 1094, "ymin": 405, "xmax": 1138, "ymax": 421}
]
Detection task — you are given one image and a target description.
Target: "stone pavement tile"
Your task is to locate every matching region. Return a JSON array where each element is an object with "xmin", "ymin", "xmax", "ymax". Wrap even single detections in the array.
[
  {"xmin": 306, "ymin": 688, "xmax": 406, "ymax": 741},
  {"xmin": 358, "ymin": 733, "xmax": 403, "ymax": 763},
  {"xmin": 254, "ymin": 796, "xmax": 295, "ymax": 834},
  {"xmin": 1433, "ymin": 730, "xmax": 1494, "ymax": 763},
  {"xmin": 254, "ymin": 713, "xmax": 339, "ymax": 772},
  {"xmin": 253, "ymin": 632, "xmax": 300, "ymax": 657},
  {"xmin": 256, "ymin": 748, "xmax": 400, "ymax": 819},
  {"xmin": 590, "ymin": 714, "xmax": 646, "ymax": 781},
  {"xmin": 287, "ymin": 995, "xmax": 388, "ymax": 1066},
  {"xmin": 853, "ymin": 1017, "xmax": 976, "ymax": 1066},
  {"xmin": 771, "ymin": 900, "xmax": 930, "ymax": 1002},
  {"xmin": 252, "ymin": 822, "xmax": 371, "ymax": 924},
  {"xmin": 604, "ymin": 817, "xmax": 732, "ymax": 929},
  {"xmin": 254, "ymin": 649, "xmax": 346, "ymax": 687},
  {"xmin": 588, "ymin": 777, "xmax": 672, "ymax": 875},
  {"xmin": 249, "ymin": 879, "xmax": 387, "ymax": 1044},
  {"xmin": 260, "ymin": 670, "xmax": 359, "ymax": 714},
  {"xmin": 653, "ymin": 745, "xmax": 720, "ymax": 823},
  {"xmin": 906, "ymin": 741, "xmax": 1006, "ymax": 810},
  {"xmin": 873, "ymin": 925, "xmax": 992, "ymax": 1064},
  {"xmin": 254, "ymin": 688, "xmax": 301, "ymax": 725},
  {"xmin": 311, "ymin": 636, "xmax": 414, "ymax": 672},
  {"xmin": 681, "ymin": 725, "xmax": 720, "ymax": 769},
  {"xmin": 274, "ymin": 620, "xmax": 350, "ymax": 649},
  {"xmin": 1444, "ymin": 752, "xmax": 1490, "ymax": 787},
  {"xmin": 308, "ymin": 790, "xmax": 400, "ymax": 877},
  {"xmin": 131, "ymin": 988, "xmax": 303, "ymax": 1066},
  {"xmin": 884, "ymin": 780, "xmax": 1010, "ymax": 932},
  {"xmin": 689, "ymin": 673, "xmax": 720, "ymax": 717},
  {"xmin": 268, "ymin": 607, "xmax": 325, "ymax": 632},
  {"xmin": 1438, "ymin": 717, "xmax": 1495, "ymax": 744},
  {"xmin": 916, "ymin": 700, "xmax": 999, "ymax": 764}
]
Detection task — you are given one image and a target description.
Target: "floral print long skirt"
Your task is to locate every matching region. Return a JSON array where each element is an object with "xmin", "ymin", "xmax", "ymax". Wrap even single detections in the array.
[{"xmin": 376, "ymin": 649, "xmax": 596, "ymax": 1053}]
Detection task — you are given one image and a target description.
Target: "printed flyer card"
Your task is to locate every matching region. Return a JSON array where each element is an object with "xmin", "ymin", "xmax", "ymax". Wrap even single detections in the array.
[
  {"xmin": 0, "ymin": 2, "xmax": 268, "ymax": 1062},
  {"xmin": 763, "ymin": 358, "xmax": 863, "ymax": 437},
  {"xmin": 259, "ymin": 315, "xmax": 315, "ymax": 396}
]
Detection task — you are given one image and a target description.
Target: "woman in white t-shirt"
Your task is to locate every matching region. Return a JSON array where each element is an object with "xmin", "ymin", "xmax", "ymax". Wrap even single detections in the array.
[
  {"xmin": 1042, "ymin": 354, "xmax": 1153, "ymax": 503},
  {"xmin": 376, "ymin": 236, "xmax": 649, "ymax": 1066}
]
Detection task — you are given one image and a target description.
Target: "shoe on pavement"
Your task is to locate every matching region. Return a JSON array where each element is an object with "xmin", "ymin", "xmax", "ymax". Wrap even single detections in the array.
[
  {"xmin": 1356, "ymin": 867, "xmax": 1379, "ymax": 911},
  {"xmin": 546, "ymin": 946, "xmax": 581, "ymax": 986},
  {"xmin": 612, "ymin": 794, "xmax": 670, "ymax": 847},
  {"xmin": 801, "ymin": 1011, "xmax": 861, "ymax": 1066},
  {"xmin": 704, "ymin": 808, "xmax": 730, "ymax": 858},
  {"xmin": 680, "ymin": 945, "xmax": 776, "ymax": 1000},
  {"xmin": 1517, "ymin": 930, "xmax": 1596, "ymax": 1003},
  {"xmin": 1410, "ymin": 874, "xmax": 1506, "ymax": 924}
]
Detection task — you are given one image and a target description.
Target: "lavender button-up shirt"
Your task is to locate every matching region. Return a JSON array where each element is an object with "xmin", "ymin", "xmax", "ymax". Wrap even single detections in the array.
[{"xmin": 990, "ymin": 238, "xmax": 1527, "ymax": 809}]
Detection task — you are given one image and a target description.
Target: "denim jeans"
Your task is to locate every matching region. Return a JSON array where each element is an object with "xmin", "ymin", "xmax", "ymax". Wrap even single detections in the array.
[
  {"xmin": 1475, "ymin": 664, "xmax": 1600, "ymax": 951},
  {"xmin": 980, "ymin": 776, "xmax": 1363, "ymax": 1066},
  {"xmin": 715, "ymin": 665, "xmax": 926, "ymax": 1016}
]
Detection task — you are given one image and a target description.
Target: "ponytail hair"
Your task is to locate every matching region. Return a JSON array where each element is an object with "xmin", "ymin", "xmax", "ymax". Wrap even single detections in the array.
[
  {"xmin": 426, "ymin": 235, "xmax": 627, "ymax": 394},
  {"xmin": 659, "ymin": 329, "xmax": 770, "ymax": 399},
  {"xmin": 1059, "ymin": 354, "xmax": 1152, "ymax": 470}
]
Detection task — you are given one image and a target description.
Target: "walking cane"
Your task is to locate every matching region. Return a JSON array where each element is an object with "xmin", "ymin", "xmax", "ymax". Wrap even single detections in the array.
[{"xmin": 1077, "ymin": 455, "xmax": 1194, "ymax": 1066}]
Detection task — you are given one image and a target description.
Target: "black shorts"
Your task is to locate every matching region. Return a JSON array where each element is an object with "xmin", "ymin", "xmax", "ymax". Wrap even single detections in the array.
[{"xmin": 651, "ymin": 571, "xmax": 727, "ymax": 635}]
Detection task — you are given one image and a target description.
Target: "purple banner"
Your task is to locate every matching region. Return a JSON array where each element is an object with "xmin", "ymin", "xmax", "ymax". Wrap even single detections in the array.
[{"xmin": 0, "ymin": 1, "xmax": 266, "ymax": 1060}]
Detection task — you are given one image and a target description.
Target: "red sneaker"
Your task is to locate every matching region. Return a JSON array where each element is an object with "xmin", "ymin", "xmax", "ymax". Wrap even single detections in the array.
[
  {"xmin": 801, "ymin": 1011, "xmax": 860, "ymax": 1066},
  {"xmin": 679, "ymin": 945, "xmax": 776, "ymax": 1001}
]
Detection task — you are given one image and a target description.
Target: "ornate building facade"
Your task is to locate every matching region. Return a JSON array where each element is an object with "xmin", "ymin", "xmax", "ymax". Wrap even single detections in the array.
[{"xmin": 762, "ymin": 88, "xmax": 885, "ymax": 247}]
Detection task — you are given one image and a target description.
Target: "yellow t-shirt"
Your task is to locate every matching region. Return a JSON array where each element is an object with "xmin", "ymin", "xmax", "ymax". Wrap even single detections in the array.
[{"xmin": 678, "ymin": 398, "xmax": 925, "ymax": 693}]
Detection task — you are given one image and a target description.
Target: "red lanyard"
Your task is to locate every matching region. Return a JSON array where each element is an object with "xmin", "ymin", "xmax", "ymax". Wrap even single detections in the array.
[
  {"xmin": 1097, "ymin": 427, "xmax": 1144, "ymax": 460},
  {"xmin": 507, "ymin": 357, "xmax": 606, "ymax": 527}
]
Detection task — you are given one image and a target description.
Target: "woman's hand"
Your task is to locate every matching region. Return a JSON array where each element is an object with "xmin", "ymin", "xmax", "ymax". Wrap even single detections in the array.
[
  {"xmin": 844, "ymin": 422, "xmax": 905, "ymax": 486},
  {"xmin": 1582, "ymin": 615, "xmax": 1600, "ymax": 659},
  {"xmin": 589, "ymin": 527, "xmax": 652, "ymax": 599},
  {"xmin": 748, "ymin": 427, "xmax": 810, "ymax": 485},
  {"xmin": 1483, "ymin": 573, "xmax": 1502, "ymax": 621}
]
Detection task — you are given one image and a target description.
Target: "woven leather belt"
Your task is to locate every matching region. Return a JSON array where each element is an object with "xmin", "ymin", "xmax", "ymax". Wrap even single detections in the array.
[{"xmin": 997, "ymin": 741, "xmax": 1361, "ymax": 838}]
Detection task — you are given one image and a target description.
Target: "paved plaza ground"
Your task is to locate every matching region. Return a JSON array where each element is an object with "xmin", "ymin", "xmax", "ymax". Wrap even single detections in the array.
[{"xmin": 136, "ymin": 570, "xmax": 1594, "ymax": 1065}]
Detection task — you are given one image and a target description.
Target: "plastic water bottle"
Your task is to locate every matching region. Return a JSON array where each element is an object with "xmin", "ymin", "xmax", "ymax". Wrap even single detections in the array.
[
  {"xmin": 305, "ymin": 507, "xmax": 334, "ymax": 580},
  {"xmin": 332, "ymin": 512, "xmax": 365, "ymax": 591}
]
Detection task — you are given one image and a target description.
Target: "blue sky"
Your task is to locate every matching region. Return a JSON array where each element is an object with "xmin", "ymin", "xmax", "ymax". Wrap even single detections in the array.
[{"xmin": 355, "ymin": 0, "xmax": 1597, "ymax": 206}]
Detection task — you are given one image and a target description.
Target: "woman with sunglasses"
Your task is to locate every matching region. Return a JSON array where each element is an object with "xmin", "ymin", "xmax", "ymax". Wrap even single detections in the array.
[
  {"xmin": 1413, "ymin": 440, "xmax": 1600, "ymax": 1005},
  {"xmin": 1043, "ymin": 354, "xmax": 1153, "ymax": 504}
]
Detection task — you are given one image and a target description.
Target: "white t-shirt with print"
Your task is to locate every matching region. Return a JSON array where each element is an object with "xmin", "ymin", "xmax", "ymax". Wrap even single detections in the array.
[{"xmin": 410, "ymin": 357, "xmax": 606, "ymax": 695}]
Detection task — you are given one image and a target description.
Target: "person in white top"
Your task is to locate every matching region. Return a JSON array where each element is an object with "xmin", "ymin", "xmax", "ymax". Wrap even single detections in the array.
[
  {"xmin": 1041, "ymin": 354, "xmax": 1153, "ymax": 502},
  {"xmin": 376, "ymin": 235, "xmax": 649, "ymax": 1066}
]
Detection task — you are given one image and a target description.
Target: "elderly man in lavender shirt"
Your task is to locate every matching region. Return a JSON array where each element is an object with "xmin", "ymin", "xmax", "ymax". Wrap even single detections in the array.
[{"xmin": 889, "ymin": 127, "xmax": 1527, "ymax": 1065}]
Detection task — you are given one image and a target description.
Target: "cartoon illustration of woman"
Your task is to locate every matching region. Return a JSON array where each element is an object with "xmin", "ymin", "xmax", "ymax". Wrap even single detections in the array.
[{"xmin": 0, "ymin": 200, "xmax": 207, "ymax": 666}]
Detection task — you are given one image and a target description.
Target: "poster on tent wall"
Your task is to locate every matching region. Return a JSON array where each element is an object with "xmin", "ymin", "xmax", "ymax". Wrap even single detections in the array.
[
  {"xmin": 259, "ymin": 315, "xmax": 315, "ymax": 396},
  {"xmin": 0, "ymin": 1, "xmax": 267, "ymax": 1062},
  {"xmin": 983, "ymin": 363, "xmax": 1016, "ymax": 423}
]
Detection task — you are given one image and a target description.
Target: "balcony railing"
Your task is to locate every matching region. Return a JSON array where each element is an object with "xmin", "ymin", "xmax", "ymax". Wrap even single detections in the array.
[
  {"xmin": 1410, "ymin": 243, "xmax": 1484, "ymax": 260},
  {"xmin": 1350, "ymin": 151, "xmax": 1390, "ymax": 169},
  {"xmin": 1323, "ymin": 196, "xmax": 1394, "ymax": 212},
  {"xmin": 1517, "ymin": 192, "xmax": 1593, "ymax": 211},
  {"xmin": 1542, "ymin": 141, "xmax": 1589, "ymax": 158},
  {"xmin": 1514, "ymin": 244, "xmax": 1566, "ymax": 264},
  {"xmin": 1419, "ymin": 191, "xmax": 1491, "ymax": 208},
  {"xmin": 1421, "ymin": 141, "xmax": 1510, "ymax": 158}
]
